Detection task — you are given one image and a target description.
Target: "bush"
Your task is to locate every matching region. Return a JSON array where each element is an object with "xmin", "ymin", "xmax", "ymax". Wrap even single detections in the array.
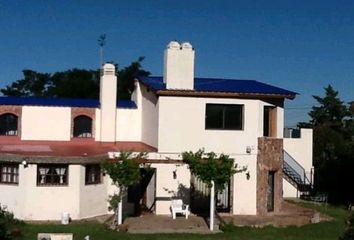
[
  {"xmin": 0, "ymin": 204, "xmax": 23, "ymax": 240},
  {"xmin": 340, "ymin": 211, "xmax": 354, "ymax": 240}
]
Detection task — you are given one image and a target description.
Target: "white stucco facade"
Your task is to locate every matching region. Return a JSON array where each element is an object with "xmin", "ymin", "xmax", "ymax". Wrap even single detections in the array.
[
  {"xmin": 21, "ymin": 106, "xmax": 71, "ymax": 141},
  {"xmin": 0, "ymin": 164, "xmax": 112, "ymax": 220},
  {"xmin": 0, "ymin": 43, "xmax": 312, "ymax": 221},
  {"xmin": 283, "ymin": 128, "xmax": 313, "ymax": 198}
]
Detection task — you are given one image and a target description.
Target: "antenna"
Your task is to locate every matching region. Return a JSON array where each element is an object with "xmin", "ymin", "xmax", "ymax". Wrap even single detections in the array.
[{"xmin": 98, "ymin": 34, "xmax": 106, "ymax": 67}]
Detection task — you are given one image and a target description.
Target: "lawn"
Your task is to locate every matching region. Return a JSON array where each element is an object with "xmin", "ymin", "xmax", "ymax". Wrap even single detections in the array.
[{"xmin": 21, "ymin": 201, "xmax": 348, "ymax": 240}]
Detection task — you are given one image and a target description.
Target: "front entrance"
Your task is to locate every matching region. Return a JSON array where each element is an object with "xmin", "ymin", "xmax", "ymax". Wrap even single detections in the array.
[{"xmin": 267, "ymin": 171, "xmax": 275, "ymax": 212}]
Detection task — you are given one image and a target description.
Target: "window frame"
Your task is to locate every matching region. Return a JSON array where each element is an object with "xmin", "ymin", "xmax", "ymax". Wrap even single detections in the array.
[
  {"xmin": 0, "ymin": 113, "xmax": 18, "ymax": 136},
  {"xmin": 205, "ymin": 104, "xmax": 244, "ymax": 130},
  {"xmin": 37, "ymin": 164, "xmax": 69, "ymax": 186},
  {"xmin": 0, "ymin": 163, "xmax": 19, "ymax": 185},
  {"xmin": 85, "ymin": 164, "xmax": 102, "ymax": 185}
]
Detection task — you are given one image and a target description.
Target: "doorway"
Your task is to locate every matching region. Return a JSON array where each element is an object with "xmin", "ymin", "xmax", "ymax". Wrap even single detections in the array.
[{"xmin": 267, "ymin": 171, "xmax": 275, "ymax": 212}]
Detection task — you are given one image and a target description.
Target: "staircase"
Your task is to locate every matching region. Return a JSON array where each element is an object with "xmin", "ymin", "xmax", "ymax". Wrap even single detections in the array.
[{"xmin": 283, "ymin": 151, "xmax": 313, "ymax": 195}]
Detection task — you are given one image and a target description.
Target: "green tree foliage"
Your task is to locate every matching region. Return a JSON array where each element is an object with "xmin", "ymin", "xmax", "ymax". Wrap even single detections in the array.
[
  {"xmin": 0, "ymin": 58, "xmax": 150, "ymax": 100},
  {"xmin": 182, "ymin": 149, "xmax": 248, "ymax": 191},
  {"xmin": 0, "ymin": 204, "xmax": 23, "ymax": 240},
  {"xmin": 340, "ymin": 211, "xmax": 354, "ymax": 240},
  {"xmin": 298, "ymin": 85, "xmax": 354, "ymax": 204},
  {"xmin": 102, "ymin": 152, "xmax": 150, "ymax": 213},
  {"xmin": 117, "ymin": 57, "xmax": 150, "ymax": 100}
]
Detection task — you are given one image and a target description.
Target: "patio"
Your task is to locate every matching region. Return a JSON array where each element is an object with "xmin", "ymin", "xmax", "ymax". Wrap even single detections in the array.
[
  {"xmin": 123, "ymin": 214, "xmax": 211, "ymax": 234},
  {"xmin": 121, "ymin": 200, "xmax": 331, "ymax": 233}
]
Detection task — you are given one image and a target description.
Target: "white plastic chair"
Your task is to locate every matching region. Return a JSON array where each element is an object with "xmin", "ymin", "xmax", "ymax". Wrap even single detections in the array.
[{"xmin": 171, "ymin": 199, "xmax": 189, "ymax": 219}]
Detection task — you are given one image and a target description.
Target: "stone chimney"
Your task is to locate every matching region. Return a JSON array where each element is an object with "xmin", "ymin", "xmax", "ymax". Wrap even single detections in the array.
[
  {"xmin": 163, "ymin": 41, "xmax": 195, "ymax": 90},
  {"xmin": 99, "ymin": 63, "xmax": 117, "ymax": 142}
]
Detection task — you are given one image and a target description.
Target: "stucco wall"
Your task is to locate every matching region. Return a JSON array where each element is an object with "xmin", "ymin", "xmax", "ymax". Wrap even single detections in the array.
[
  {"xmin": 0, "ymin": 164, "xmax": 25, "ymax": 219},
  {"xmin": 16, "ymin": 164, "xmax": 80, "ymax": 220},
  {"xmin": 21, "ymin": 106, "xmax": 71, "ymax": 141},
  {"xmin": 152, "ymin": 163, "xmax": 190, "ymax": 215},
  {"xmin": 157, "ymin": 96, "xmax": 265, "ymax": 154},
  {"xmin": 0, "ymin": 164, "xmax": 113, "ymax": 220},
  {"xmin": 116, "ymin": 108, "xmax": 141, "ymax": 142},
  {"xmin": 79, "ymin": 167, "xmax": 108, "ymax": 219},
  {"xmin": 140, "ymin": 84, "xmax": 158, "ymax": 148},
  {"xmin": 232, "ymin": 155, "xmax": 257, "ymax": 215},
  {"xmin": 283, "ymin": 128, "xmax": 313, "ymax": 198}
]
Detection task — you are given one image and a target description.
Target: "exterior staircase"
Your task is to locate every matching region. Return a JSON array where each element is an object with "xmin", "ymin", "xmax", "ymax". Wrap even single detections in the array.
[{"xmin": 283, "ymin": 151, "xmax": 313, "ymax": 196}]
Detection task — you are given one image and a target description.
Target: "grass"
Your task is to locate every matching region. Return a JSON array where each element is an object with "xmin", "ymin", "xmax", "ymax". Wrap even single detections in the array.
[{"xmin": 20, "ymin": 201, "xmax": 349, "ymax": 240}]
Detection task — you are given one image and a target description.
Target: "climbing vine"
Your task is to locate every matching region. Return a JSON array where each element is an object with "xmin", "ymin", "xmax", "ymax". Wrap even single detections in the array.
[
  {"xmin": 182, "ymin": 149, "xmax": 248, "ymax": 191},
  {"xmin": 102, "ymin": 151, "xmax": 150, "ymax": 216}
]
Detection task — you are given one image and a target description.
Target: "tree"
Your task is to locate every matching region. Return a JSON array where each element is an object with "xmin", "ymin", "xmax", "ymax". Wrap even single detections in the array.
[
  {"xmin": 0, "ymin": 204, "xmax": 23, "ymax": 240},
  {"xmin": 182, "ymin": 149, "xmax": 248, "ymax": 230},
  {"xmin": 1, "ymin": 58, "xmax": 150, "ymax": 100},
  {"xmin": 340, "ymin": 211, "xmax": 354, "ymax": 240},
  {"xmin": 0, "ymin": 70, "xmax": 51, "ymax": 97},
  {"xmin": 298, "ymin": 85, "xmax": 354, "ymax": 204},
  {"xmin": 102, "ymin": 152, "xmax": 150, "ymax": 227}
]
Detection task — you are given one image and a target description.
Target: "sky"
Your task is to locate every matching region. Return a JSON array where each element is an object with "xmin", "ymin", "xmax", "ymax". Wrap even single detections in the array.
[{"xmin": 0, "ymin": 0, "xmax": 353, "ymax": 127}]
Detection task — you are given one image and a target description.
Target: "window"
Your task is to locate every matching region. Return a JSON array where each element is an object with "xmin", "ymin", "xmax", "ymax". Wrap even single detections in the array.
[
  {"xmin": 73, "ymin": 115, "xmax": 92, "ymax": 138},
  {"xmin": 0, "ymin": 163, "xmax": 19, "ymax": 184},
  {"xmin": 0, "ymin": 113, "xmax": 18, "ymax": 136},
  {"xmin": 205, "ymin": 104, "xmax": 243, "ymax": 130},
  {"xmin": 85, "ymin": 164, "xmax": 102, "ymax": 185},
  {"xmin": 37, "ymin": 165, "xmax": 68, "ymax": 186}
]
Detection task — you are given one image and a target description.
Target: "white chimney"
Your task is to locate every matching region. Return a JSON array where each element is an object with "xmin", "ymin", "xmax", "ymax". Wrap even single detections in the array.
[
  {"xmin": 163, "ymin": 41, "xmax": 195, "ymax": 90},
  {"xmin": 99, "ymin": 63, "xmax": 117, "ymax": 142}
]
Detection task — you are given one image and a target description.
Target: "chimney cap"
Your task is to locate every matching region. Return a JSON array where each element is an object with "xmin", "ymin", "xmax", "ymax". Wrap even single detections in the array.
[
  {"xmin": 181, "ymin": 42, "xmax": 193, "ymax": 49},
  {"xmin": 103, "ymin": 63, "xmax": 115, "ymax": 69},
  {"xmin": 101, "ymin": 63, "xmax": 116, "ymax": 76},
  {"xmin": 167, "ymin": 41, "xmax": 181, "ymax": 49}
]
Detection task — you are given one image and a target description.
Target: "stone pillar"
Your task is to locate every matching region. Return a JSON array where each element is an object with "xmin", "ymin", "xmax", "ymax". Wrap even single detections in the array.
[{"xmin": 256, "ymin": 137, "xmax": 283, "ymax": 215}]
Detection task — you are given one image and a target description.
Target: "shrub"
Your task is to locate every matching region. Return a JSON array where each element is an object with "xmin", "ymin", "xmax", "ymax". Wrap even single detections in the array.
[
  {"xmin": 0, "ymin": 204, "xmax": 23, "ymax": 240},
  {"xmin": 340, "ymin": 211, "xmax": 354, "ymax": 240}
]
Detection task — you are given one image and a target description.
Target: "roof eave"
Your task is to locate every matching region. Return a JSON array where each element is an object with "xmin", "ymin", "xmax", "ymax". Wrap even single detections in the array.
[{"xmin": 156, "ymin": 90, "xmax": 296, "ymax": 100}]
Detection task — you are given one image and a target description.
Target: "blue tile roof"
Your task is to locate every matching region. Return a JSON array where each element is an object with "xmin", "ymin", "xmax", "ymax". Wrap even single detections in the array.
[
  {"xmin": 137, "ymin": 76, "xmax": 297, "ymax": 98},
  {"xmin": 0, "ymin": 97, "xmax": 137, "ymax": 109}
]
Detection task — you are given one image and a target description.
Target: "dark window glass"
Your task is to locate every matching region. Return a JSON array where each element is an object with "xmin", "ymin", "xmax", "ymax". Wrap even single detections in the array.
[
  {"xmin": 85, "ymin": 164, "xmax": 102, "ymax": 185},
  {"xmin": 37, "ymin": 165, "xmax": 68, "ymax": 186},
  {"xmin": 0, "ymin": 163, "xmax": 19, "ymax": 184},
  {"xmin": 73, "ymin": 115, "xmax": 92, "ymax": 138},
  {"xmin": 205, "ymin": 104, "xmax": 243, "ymax": 130},
  {"xmin": 263, "ymin": 106, "xmax": 271, "ymax": 137},
  {"xmin": 0, "ymin": 113, "xmax": 18, "ymax": 136}
]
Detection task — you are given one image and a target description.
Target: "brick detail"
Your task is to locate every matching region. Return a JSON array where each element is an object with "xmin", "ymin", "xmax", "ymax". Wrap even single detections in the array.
[
  {"xmin": 71, "ymin": 107, "xmax": 95, "ymax": 138},
  {"xmin": 257, "ymin": 137, "xmax": 283, "ymax": 215},
  {"xmin": 0, "ymin": 105, "xmax": 22, "ymax": 137}
]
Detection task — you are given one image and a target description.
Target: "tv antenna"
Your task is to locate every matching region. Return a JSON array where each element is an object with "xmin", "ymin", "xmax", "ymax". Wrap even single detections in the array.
[{"xmin": 98, "ymin": 34, "xmax": 106, "ymax": 67}]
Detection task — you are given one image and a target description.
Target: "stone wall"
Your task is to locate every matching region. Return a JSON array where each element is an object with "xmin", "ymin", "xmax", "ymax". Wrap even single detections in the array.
[{"xmin": 257, "ymin": 137, "xmax": 283, "ymax": 215}]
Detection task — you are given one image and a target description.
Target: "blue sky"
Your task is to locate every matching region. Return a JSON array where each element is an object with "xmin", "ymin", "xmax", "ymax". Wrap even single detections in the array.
[{"xmin": 0, "ymin": 0, "xmax": 353, "ymax": 126}]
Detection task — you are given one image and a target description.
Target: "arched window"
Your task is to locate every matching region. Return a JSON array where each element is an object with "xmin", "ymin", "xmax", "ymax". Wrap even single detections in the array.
[
  {"xmin": 0, "ymin": 113, "xmax": 18, "ymax": 136},
  {"xmin": 73, "ymin": 115, "xmax": 92, "ymax": 138}
]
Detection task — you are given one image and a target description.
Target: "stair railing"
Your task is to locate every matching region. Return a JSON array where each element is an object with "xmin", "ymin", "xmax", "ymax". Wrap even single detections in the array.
[{"xmin": 283, "ymin": 151, "xmax": 311, "ymax": 185}]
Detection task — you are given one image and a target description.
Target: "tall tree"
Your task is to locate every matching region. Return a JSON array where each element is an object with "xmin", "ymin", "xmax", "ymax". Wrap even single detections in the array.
[
  {"xmin": 1, "ymin": 58, "xmax": 150, "ymax": 100},
  {"xmin": 299, "ymin": 85, "xmax": 354, "ymax": 204}
]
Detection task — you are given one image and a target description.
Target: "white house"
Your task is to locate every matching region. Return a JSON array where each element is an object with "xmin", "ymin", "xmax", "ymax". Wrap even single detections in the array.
[{"xmin": 0, "ymin": 41, "xmax": 313, "ymax": 221}]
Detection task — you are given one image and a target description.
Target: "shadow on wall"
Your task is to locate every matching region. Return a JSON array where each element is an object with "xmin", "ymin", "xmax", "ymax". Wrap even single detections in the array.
[
  {"xmin": 163, "ymin": 184, "xmax": 190, "ymax": 205},
  {"xmin": 163, "ymin": 184, "xmax": 210, "ymax": 215}
]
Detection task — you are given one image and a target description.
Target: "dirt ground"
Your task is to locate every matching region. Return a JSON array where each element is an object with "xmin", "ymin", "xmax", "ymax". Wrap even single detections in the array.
[
  {"xmin": 124, "ymin": 214, "xmax": 211, "ymax": 234},
  {"xmin": 221, "ymin": 201, "xmax": 331, "ymax": 227}
]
